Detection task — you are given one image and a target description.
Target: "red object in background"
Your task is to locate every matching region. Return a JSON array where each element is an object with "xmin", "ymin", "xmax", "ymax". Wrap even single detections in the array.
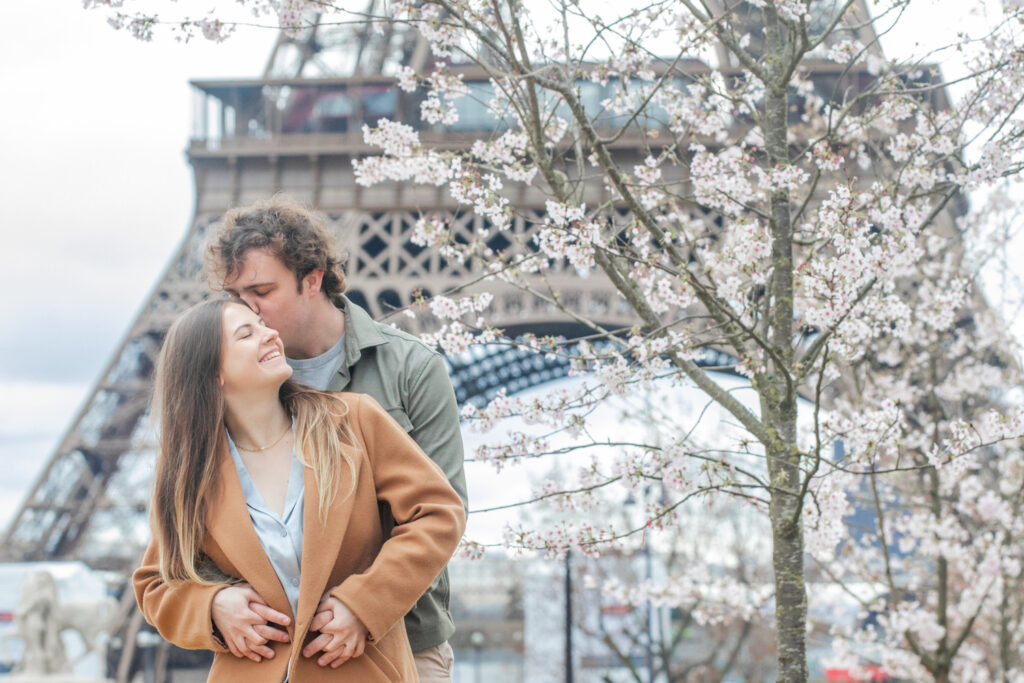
[
  {"xmin": 600, "ymin": 605, "xmax": 632, "ymax": 615},
  {"xmin": 825, "ymin": 666, "xmax": 891, "ymax": 682},
  {"xmin": 0, "ymin": 611, "xmax": 13, "ymax": 622}
]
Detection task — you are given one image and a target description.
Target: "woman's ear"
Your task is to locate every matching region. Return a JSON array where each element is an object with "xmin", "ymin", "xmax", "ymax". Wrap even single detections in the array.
[{"xmin": 217, "ymin": 374, "xmax": 225, "ymax": 387}]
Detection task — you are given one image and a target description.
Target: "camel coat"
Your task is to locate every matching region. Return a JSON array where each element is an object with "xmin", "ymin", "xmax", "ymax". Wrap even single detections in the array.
[{"xmin": 133, "ymin": 393, "xmax": 466, "ymax": 682}]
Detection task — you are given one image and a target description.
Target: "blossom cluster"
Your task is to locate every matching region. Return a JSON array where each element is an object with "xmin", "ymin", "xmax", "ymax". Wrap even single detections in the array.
[
  {"xmin": 602, "ymin": 568, "xmax": 769, "ymax": 626},
  {"xmin": 421, "ymin": 68, "xmax": 469, "ymax": 125},
  {"xmin": 352, "ymin": 119, "xmax": 452, "ymax": 186},
  {"xmin": 503, "ymin": 519, "xmax": 620, "ymax": 558}
]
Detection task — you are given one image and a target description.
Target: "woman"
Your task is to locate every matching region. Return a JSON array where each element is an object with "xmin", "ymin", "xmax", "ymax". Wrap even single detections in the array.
[{"xmin": 133, "ymin": 299, "xmax": 465, "ymax": 682}]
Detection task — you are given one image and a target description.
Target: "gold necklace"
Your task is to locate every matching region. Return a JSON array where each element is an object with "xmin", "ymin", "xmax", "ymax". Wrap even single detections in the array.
[{"xmin": 232, "ymin": 422, "xmax": 291, "ymax": 452}]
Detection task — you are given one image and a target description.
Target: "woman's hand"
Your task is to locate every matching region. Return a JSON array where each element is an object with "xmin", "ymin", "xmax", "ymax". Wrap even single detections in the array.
[
  {"xmin": 211, "ymin": 584, "xmax": 291, "ymax": 662},
  {"xmin": 302, "ymin": 594, "xmax": 368, "ymax": 668}
]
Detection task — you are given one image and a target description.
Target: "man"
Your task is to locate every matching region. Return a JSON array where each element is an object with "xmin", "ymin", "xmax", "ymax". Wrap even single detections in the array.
[{"xmin": 205, "ymin": 194, "xmax": 468, "ymax": 683}]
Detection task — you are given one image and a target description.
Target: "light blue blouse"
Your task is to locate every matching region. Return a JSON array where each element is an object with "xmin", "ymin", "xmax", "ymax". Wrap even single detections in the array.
[{"xmin": 226, "ymin": 422, "xmax": 305, "ymax": 620}]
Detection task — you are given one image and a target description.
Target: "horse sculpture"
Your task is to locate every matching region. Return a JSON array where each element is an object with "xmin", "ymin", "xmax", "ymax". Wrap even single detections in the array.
[{"xmin": 0, "ymin": 570, "xmax": 118, "ymax": 676}]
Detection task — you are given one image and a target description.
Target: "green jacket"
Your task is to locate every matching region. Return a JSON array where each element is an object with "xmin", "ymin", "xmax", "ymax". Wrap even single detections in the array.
[{"xmin": 326, "ymin": 296, "xmax": 468, "ymax": 653}]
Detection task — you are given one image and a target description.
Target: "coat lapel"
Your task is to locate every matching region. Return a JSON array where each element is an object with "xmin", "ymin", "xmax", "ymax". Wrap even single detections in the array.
[
  {"xmin": 295, "ymin": 446, "xmax": 359, "ymax": 630},
  {"xmin": 205, "ymin": 435, "xmax": 292, "ymax": 618}
]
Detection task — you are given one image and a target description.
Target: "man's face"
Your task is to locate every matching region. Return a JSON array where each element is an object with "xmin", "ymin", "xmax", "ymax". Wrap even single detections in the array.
[{"xmin": 222, "ymin": 247, "xmax": 314, "ymax": 355}]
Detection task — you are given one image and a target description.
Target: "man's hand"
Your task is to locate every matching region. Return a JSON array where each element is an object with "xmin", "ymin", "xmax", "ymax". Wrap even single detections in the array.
[
  {"xmin": 302, "ymin": 594, "xmax": 368, "ymax": 668},
  {"xmin": 211, "ymin": 584, "xmax": 291, "ymax": 662}
]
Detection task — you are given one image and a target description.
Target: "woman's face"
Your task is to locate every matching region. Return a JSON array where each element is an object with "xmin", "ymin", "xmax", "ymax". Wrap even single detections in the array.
[{"xmin": 219, "ymin": 302, "xmax": 292, "ymax": 396}]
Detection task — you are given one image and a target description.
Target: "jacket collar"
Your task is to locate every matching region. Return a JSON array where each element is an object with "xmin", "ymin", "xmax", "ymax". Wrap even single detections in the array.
[{"xmin": 330, "ymin": 295, "xmax": 388, "ymax": 391}]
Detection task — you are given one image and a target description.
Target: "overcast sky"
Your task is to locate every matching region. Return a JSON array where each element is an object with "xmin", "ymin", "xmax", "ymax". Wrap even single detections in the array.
[
  {"xmin": 0, "ymin": 4, "xmax": 275, "ymax": 526},
  {"xmin": 0, "ymin": 1, "xmax": 1017, "ymax": 535}
]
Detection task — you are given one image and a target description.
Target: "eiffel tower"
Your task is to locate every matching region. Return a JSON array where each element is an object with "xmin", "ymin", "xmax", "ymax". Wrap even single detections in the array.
[{"xmin": 0, "ymin": 2, "xmax": 911, "ymax": 678}]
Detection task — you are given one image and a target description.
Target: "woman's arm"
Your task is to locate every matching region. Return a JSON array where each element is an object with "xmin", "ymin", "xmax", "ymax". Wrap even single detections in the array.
[
  {"xmin": 328, "ymin": 394, "xmax": 467, "ymax": 644},
  {"xmin": 133, "ymin": 538, "xmax": 291, "ymax": 660},
  {"xmin": 132, "ymin": 539, "xmax": 234, "ymax": 652}
]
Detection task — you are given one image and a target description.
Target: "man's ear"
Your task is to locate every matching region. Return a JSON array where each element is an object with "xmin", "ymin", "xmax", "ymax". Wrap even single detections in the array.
[{"xmin": 303, "ymin": 269, "xmax": 325, "ymax": 297}]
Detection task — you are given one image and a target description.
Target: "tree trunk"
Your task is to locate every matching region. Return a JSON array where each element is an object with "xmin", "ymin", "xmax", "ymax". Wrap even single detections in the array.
[
  {"xmin": 761, "ymin": 11, "xmax": 807, "ymax": 682},
  {"xmin": 999, "ymin": 568, "xmax": 1012, "ymax": 682},
  {"xmin": 765, "ymin": 427, "xmax": 806, "ymax": 683}
]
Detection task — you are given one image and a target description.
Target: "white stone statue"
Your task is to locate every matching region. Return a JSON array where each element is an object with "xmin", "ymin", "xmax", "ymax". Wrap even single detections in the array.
[
  {"xmin": 7, "ymin": 571, "xmax": 66, "ymax": 674},
  {"xmin": 0, "ymin": 570, "xmax": 118, "ymax": 681}
]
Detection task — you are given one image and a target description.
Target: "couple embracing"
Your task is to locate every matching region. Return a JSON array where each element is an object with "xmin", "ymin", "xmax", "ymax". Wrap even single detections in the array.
[{"xmin": 133, "ymin": 195, "xmax": 468, "ymax": 682}]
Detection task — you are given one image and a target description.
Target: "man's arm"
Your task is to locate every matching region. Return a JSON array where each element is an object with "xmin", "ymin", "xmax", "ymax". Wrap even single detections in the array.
[
  {"xmin": 402, "ymin": 352, "xmax": 469, "ymax": 513},
  {"xmin": 329, "ymin": 394, "xmax": 466, "ymax": 642}
]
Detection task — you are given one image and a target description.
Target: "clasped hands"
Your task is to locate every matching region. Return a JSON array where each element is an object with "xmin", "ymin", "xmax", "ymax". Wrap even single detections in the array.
[{"xmin": 211, "ymin": 584, "xmax": 368, "ymax": 668}]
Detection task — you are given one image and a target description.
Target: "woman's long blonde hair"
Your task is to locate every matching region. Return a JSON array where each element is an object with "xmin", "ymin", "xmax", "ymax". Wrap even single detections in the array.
[{"xmin": 152, "ymin": 299, "xmax": 357, "ymax": 585}]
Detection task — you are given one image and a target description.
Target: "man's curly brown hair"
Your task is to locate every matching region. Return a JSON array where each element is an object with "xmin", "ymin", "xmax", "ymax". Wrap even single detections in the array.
[{"xmin": 205, "ymin": 194, "xmax": 347, "ymax": 299}]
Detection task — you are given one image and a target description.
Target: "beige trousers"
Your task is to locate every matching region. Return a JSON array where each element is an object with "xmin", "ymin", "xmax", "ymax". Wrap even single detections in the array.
[{"xmin": 413, "ymin": 641, "xmax": 454, "ymax": 683}]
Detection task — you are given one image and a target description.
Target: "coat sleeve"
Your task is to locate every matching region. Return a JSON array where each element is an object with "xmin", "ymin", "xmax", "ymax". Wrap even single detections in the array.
[
  {"xmin": 132, "ymin": 534, "xmax": 231, "ymax": 653},
  {"xmin": 330, "ymin": 394, "xmax": 467, "ymax": 643},
  {"xmin": 404, "ymin": 351, "xmax": 469, "ymax": 514}
]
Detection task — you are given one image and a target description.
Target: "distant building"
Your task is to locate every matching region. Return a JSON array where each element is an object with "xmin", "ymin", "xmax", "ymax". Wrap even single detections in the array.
[{"xmin": 450, "ymin": 553, "xmax": 524, "ymax": 682}]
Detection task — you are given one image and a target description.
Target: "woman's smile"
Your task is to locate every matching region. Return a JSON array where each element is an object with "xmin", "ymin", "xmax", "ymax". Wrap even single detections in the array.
[{"xmin": 259, "ymin": 348, "xmax": 283, "ymax": 364}]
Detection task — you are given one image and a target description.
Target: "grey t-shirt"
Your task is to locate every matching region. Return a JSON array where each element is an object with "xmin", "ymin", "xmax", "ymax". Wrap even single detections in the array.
[{"xmin": 287, "ymin": 334, "xmax": 345, "ymax": 391}]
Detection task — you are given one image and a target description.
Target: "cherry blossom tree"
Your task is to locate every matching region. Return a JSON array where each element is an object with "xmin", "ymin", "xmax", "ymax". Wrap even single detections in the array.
[
  {"xmin": 581, "ymin": 506, "xmax": 776, "ymax": 681},
  {"xmin": 819, "ymin": 273, "xmax": 1024, "ymax": 681},
  {"xmin": 508, "ymin": 390, "xmax": 777, "ymax": 680},
  {"xmin": 88, "ymin": 0, "xmax": 1024, "ymax": 680}
]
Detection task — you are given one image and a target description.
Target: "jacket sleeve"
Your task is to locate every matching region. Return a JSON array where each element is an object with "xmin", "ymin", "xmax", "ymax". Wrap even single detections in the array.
[
  {"xmin": 132, "ymin": 534, "xmax": 231, "ymax": 653},
  {"xmin": 403, "ymin": 351, "xmax": 469, "ymax": 514},
  {"xmin": 330, "ymin": 394, "xmax": 467, "ymax": 643}
]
